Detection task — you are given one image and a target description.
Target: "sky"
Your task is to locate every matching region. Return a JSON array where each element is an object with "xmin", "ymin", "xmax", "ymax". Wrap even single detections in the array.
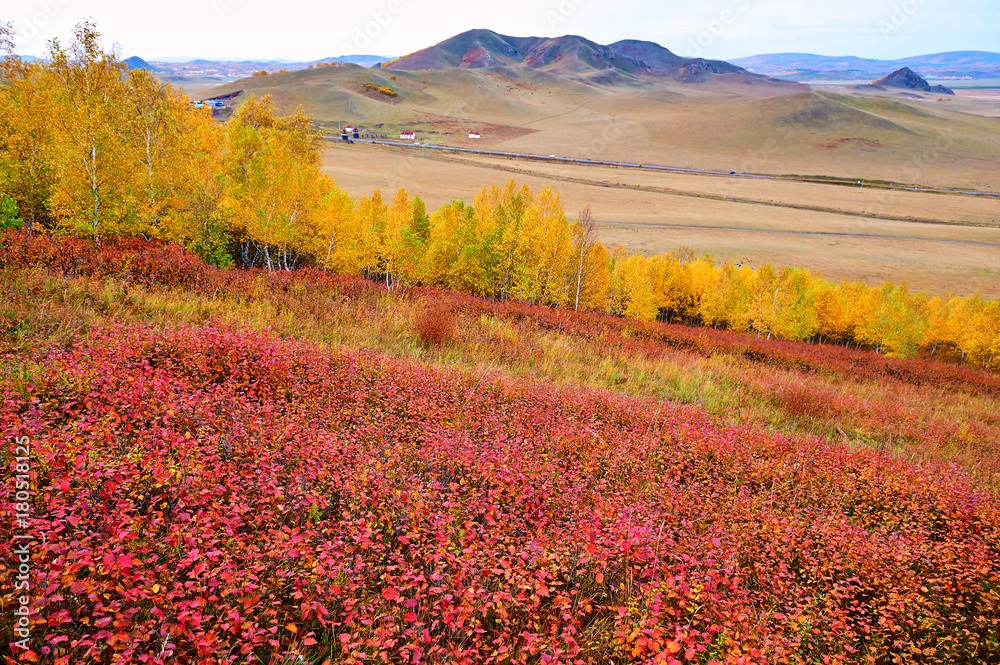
[{"xmin": 6, "ymin": 0, "xmax": 1000, "ymax": 62}]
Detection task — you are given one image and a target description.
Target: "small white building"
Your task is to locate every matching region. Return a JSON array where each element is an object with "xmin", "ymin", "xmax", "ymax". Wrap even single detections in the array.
[
  {"xmin": 400, "ymin": 131, "xmax": 415, "ymax": 140},
  {"xmin": 468, "ymin": 131, "xmax": 481, "ymax": 139}
]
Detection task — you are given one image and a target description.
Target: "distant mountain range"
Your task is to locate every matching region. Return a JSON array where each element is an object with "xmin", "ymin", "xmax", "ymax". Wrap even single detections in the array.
[
  {"xmin": 730, "ymin": 51, "xmax": 1000, "ymax": 80},
  {"xmin": 380, "ymin": 29, "xmax": 769, "ymax": 86},
  {"xmin": 148, "ymin": 54, "xmax": 393, "ymax": 78},
  {"xmin": 15, "ymin": 53, "xmax": 156, "ymax": 71},
  {"xmin": 317, "ymin": 55, "xmax": 390, "ymax": 68}
]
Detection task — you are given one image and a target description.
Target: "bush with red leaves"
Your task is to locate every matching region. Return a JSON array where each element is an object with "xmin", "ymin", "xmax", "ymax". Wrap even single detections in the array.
[{"xmin": 413, "ymin": 300, "xmax": 456, "ymax": 348}]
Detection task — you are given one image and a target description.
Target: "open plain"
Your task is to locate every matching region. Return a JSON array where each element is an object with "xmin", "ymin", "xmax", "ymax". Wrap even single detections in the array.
[{"xmin": 322, "ymin": 141, "xmax": 1000, "ymax": 298}]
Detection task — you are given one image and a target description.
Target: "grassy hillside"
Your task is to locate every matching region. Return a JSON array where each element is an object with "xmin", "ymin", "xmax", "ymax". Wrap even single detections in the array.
[
  {"xmin": 2, "ymin": 234, "xmax": 999, "ymax": 663},
  {"xmin": 208, "ymin": 67, "xmax": 1000, "ymax": 190},
  {"xmin": 205, "ymin": 64, "xmax": 608, "ymax": 131}
]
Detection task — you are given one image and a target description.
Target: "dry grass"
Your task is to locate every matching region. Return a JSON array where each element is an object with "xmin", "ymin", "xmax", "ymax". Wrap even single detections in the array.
[
  {"xmin": 205, "ymin": 65, "xmax": 1000, "ymax": 185},
  {"xmin": 322, "ymin": 145, "xmax": 1000, "ymax": 299}
]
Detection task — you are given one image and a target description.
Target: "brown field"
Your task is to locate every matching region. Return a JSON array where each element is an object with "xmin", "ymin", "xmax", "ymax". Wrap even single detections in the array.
[
  {"xmin": 165, "ymin": 76, "xmax": 239, "ymax": 100},
  {"xmin": 948, "ymin": 88, "xmax": 1000, "ymax": 118},
  {"xmin": 323, "ymin": 143, "xmax": 1000, "ymax": 298}
]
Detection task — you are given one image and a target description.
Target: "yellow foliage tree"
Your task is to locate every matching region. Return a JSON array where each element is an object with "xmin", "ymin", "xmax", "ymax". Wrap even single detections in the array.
[
  {"xmin": 771, "ymin": 267, "xmax": 819, "ymax": 342},
  {"xmin": 700, "ymin": 263, "xmax": 751, "ymax": 331},
  {"xmin": 0, "ymin": 53, "xmax": 54, "ymax": 227},
  {"xmin": 307, "ymin": 174, "xmax": 359, "ymax": 273},
  {"xmin": 218, "ymin": 95, "xmax": 323, "ymax": 269},
  {"xmin": 43, "ymin": 21, "xmax": 140, "ymax": 237}
]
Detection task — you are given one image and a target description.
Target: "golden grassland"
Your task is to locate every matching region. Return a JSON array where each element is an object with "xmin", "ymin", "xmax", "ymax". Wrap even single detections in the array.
[{"xmin": 209, "ymin": 65, "xmax": 1000, "ymax": 187}]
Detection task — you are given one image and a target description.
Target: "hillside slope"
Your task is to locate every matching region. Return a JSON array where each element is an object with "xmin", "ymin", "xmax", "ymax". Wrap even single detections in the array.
[
  {"xmin": 2, "ymin": 233, "xmax": 999, "ymax": 663},
  {"xmin": 201, "ymin": 44, "xmax": 1000, "ymax": 189}
]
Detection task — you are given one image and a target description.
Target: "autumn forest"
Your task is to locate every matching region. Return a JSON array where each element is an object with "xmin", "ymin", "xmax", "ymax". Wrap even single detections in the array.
[{"xmin": 0, "ymin": 24, "xmax": 998, "ymax": 368}]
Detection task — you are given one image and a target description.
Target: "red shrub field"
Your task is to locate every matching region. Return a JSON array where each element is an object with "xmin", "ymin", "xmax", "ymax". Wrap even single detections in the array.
[{"xmin": 3, "ymin": 234, "xmax": 1000, "ymax": 664}]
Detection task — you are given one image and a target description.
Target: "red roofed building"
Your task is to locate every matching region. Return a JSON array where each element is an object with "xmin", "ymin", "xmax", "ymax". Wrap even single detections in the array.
[{"xmin": 400, "ymin": 131, "xmax": 415, "ymax": 139}]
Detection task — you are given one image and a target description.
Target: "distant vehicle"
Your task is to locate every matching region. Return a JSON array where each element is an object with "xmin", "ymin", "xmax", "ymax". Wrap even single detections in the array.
[{"xmin": 192, "ymin": 99, "xmax": 226, "ymax": 109}]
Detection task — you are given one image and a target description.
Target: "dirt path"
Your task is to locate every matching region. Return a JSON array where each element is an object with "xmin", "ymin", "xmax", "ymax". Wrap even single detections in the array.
[{"xmin": 594, "ymin": 221, "xmax": 1000, "ymax": 247}]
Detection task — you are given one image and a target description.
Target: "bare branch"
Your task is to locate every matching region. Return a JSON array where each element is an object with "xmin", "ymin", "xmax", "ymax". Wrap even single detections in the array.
[{"xmin": 1, "ymin": 21, "xmax": 15, "ymax": 57}]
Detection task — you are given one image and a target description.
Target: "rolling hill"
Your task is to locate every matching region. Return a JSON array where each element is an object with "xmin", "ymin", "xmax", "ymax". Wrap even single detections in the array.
[
  {"xmin": 382, "ymin": 29, "xmax": 764, "ymax": 86},
  {"xmin": 124, "ymin": 55, "xmax": 157, "ymax": 71},
  {"xmin": 198, "ymin": 28, "xmax": 1000, "ymax": 192},
  {"xmin": 872, "ymin": 67, "xmax": 955, "ymax": 95},
  {"xmin": 150, "ymin": 54, "xmax": 394, "ymax": 79},
  {"xmin": 317, "ymin": 54, "xmax": 393, "ymax": 67}
]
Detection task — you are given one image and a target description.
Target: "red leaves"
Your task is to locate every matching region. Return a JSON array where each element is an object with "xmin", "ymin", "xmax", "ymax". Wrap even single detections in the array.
[{"xmin": 3, "ymin": 287, "xmax": 999, "ymax": 664}]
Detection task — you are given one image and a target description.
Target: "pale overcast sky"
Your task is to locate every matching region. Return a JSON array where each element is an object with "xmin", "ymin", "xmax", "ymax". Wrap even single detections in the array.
[{"xmin": 6, "ymin": 0, "xmax": 999, "ymax": 61}]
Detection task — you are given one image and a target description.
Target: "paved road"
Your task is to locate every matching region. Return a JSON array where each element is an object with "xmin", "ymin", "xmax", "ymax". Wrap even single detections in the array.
[
  {"xmin": 595, "ymin": 221, "xmax": 1000, "ymax": 247},
  {"xmin": 327, "ymin": 137, "xmax": 1000, "ymax": 198}
]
